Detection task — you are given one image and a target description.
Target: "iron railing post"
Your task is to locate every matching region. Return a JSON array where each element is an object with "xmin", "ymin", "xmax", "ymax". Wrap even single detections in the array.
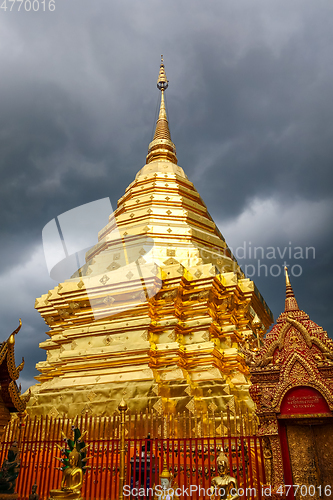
[{"xmin": 118, "ymin": 398, "xmax": 128, "ymax": 500}]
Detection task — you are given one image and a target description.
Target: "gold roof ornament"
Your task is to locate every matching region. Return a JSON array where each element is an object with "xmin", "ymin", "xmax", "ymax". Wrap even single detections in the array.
[
  {"xmin": 146, "ymin": 55, "xmax": 178, "ymax": 165},
  {"xmin": 118, "ymin": 397, "xmax": 128, "ymax": 411},
  {"xmin": 284, "ymin": 266, "xmax": 299, "ymax": 312}
]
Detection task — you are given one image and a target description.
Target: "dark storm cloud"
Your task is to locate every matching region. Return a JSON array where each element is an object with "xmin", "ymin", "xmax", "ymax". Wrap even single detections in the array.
[
  {"xmin": 0, "ymin": 0, "xmax": 333, "ymax": 388},
  {"xmin": 219, "ymin": 196, "xmax": 333, "ymax": 336},
  {"xmin": 174, "ymin": 32, "xmax": 333, "ymax": 216}
]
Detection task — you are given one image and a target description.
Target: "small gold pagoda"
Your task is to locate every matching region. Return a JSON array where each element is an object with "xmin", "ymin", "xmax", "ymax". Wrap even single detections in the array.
[{"xmin": 27, "ymin": 57, "xmax": 273, "ymax": 418}]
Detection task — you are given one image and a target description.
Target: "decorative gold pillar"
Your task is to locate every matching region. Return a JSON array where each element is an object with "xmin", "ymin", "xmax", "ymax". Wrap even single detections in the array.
[
  {"xmin": 259, "ymin": 419, "xmax": 285, "ymax": 490},
  {"xmin": 118, "ymin": 399, "xmax": 128, "ymax": 500}
]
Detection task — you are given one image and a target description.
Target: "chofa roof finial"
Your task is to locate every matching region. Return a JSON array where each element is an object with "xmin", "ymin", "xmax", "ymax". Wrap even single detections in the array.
[{"xmin": 284, "ymin": 266, "xmax": 299, "ymax": 312}]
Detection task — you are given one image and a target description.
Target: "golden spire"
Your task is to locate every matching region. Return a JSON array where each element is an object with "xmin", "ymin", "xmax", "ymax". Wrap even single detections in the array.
[
  {"xmin": 146, "ymin": 56, "xmax": 178, "ymax": 165},
  {"xmin": 284, "ymin": 266, "xmax": 299, "ymax": 312}
]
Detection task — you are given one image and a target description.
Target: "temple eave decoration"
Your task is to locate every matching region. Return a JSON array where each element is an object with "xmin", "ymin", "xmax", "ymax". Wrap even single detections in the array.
[{"xmin": 0, "ymin": 320, "xmax": 30, "ymax": 440}]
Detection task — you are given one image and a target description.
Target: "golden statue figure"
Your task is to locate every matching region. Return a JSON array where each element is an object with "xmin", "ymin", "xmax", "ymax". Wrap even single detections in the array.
[
  {"xmin": 154, "ymin": 458, "xmax": 179, "ymax": 500},
  {"xmin": 48, "ymin": 419, "xmax": 88, "ymax": 500},
  {"xmin": 49, "ymin": 449, "xmax": 83, "ymax": 500},
  {"xmin": 210, "ymin": 452, "xmax": 239, "ymax": 500},
  {"xmin": 262, "ymin": 437, "xmax": 273, "ymax": 485}
]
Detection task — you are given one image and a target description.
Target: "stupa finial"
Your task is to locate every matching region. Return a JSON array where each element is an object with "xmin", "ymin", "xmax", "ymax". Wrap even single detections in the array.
[
  {"xmin": 284, "ymin": 266, "xmax": 299, "ymax": 312},
  {"xmin": 146, "ymin": 56, "xmax": 178, "ymax": 165},
  {"xmin": 157, "ymin": 55, "xmax": 168, "ymax": 90}
]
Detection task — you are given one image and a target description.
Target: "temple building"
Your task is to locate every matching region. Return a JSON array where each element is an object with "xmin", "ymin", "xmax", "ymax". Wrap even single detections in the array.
[
  {"xmin": 247, "ymin": 268, "xmax": 333, "ymax": 492},
  {"xmin": 27, "ymin": 58, "xmax": 273, "ymax": 418}
]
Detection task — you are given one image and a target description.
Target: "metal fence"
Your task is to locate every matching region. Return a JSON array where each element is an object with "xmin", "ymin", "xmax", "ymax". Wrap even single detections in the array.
[{"xmin": 0, "ymin": 411, "xmax": 264, "ymax": 500}]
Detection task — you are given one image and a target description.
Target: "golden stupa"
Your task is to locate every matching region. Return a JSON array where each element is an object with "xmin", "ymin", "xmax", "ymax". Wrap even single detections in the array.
[{"xmin": 27, "ymin": 57, "xmax": 273, "ymax": 418}]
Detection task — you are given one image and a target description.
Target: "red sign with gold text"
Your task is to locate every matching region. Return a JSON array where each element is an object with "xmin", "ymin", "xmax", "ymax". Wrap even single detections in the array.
[{"xmin": 280, "ymin": 386, "xmax": 330, "ymax": 416}]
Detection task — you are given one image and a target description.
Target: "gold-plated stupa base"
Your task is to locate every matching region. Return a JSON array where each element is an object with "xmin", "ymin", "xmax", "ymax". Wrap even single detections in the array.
[
  {"xmin": 26, "ymin": 377, "xmax": 254, "ymax": 418},
  {"xmin": 49, "ymin": 491, "xmax": 82, "ymax": 500}
]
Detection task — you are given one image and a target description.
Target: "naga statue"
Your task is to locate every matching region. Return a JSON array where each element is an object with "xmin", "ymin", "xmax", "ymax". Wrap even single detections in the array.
[
  {"xmin": 49, "ymin": 418, "xmax": 89, "ymax": 500},
  {"xmin": 0, "ymin": 440, "xmax": 20, "ymax": 499}
]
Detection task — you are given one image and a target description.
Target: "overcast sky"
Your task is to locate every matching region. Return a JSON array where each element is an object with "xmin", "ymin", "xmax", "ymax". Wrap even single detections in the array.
[{"xmin": 1, "ymin": 0, "xmax": 333, "ymax": 391}]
